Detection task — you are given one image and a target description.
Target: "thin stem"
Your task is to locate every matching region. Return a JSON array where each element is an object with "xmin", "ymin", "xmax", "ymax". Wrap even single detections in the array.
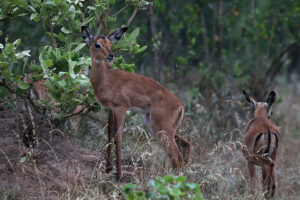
[
  {"xmin": 49, "ymin": 17, "xmax": 56, "ymax": 48},
  {"xmin": 0, "ymin": 80, "xmax": 39, "ymax": 113},
  {"xmin": 126, "ymin": 7, "xmax": 138, "ymax": 27},
  {"xmin": 61, "ymin": 106, "xmax": 89, "ymax": 120},
  {"xmin": 92, "ymin": 0, "xmax": 102, "ymax": 35},
  {"xmin": 112, "ymin": 5, "xmax": 128, "ymax": 17}
]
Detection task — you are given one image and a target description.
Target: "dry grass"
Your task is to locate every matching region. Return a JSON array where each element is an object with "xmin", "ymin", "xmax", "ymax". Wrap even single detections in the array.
[
  {"xmin": 2, "ymin": 81, "xmax": 300, "ymax": 200},
  {"xmin": 62, "ymin": 81, "xmax": 300, "ymax": 200}
]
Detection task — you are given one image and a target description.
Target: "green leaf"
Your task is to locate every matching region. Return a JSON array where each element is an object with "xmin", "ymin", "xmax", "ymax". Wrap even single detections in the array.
[
  {"xmin": 13, "ymin": 39, "xmax": 21, "ymax": 46},
  {"xmin": 170, "ymin": 187, "xmax": 182, "ymax": 197},
  {"xmin": 108, "ymin": 0, "xmax": 115, "ymax": 5},
  {"xmin": 73, "ymin": 43, "xmax": 86, "ymax": 53},
  {"xmin": 124, "ymin": 183, "xmax": 136, "ymax": 193},
  {"xmin": 185, "ymin": 183, "xmax": 197, "ymax": 190},
  {"xmin": 163, "ymin": 175, "xmax": 174, "ymax": 182},
  {"xmin": 20, "ymin": 156, "xmax": 26, "ymax": 163},
  {"xmin": 61, "ymin": 27, "xmax": 72, "ymax": 34},
  {"xmin": 68, "ymin": 58, "xmax": 76, "ymax": 78},
  {"xmin": 87, "ymin": 6, "xmax": 96, "ymax": 10},
  {"xmin": 175, "ymin": 176, "xmax": 186, "ymax": 182},
  {"xmin": 15, "ymin": 50, "xmax": 31, "ymax": 59},
  {"xmin": 39, "ymin": 53, "xmax": 48, "ymax": 72},
  {"xmin": 30, "ymin": 13, "xmax": 37, "ymax": 20},
  {"xmin": 18, "ymin": 81, "xmax": 31, "ymax": 90},
  {"xmin": 45, "ymin": 59, "xmax": 53, "ymax": 67}
]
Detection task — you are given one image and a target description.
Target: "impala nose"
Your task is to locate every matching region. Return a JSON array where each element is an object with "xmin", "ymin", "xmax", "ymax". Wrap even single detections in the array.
[{"xmin": 106, "ymin": 54, "xmax": 114, "ymax": 62}]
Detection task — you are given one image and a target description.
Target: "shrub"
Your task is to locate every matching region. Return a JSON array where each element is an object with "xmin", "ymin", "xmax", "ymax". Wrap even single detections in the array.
[{"xmin": 124, "ymin": 175, "xmax": 205, "ymax": 200}]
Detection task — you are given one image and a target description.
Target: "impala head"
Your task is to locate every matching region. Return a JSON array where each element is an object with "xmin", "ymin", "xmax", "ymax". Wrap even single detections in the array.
[
  {"xmin": 243, "ymin": 90, "xmax": 276, "ymax": 119},
  {"xmin": 81, "ymin": 26, "xmax": 127, "ymax": 62}
]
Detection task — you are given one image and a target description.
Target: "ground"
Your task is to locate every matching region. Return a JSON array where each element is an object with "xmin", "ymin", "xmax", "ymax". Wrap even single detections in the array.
[
  {"xmin": 1, "ymin": 83, "xmax": 300, "ymax": 200},
  {"xmin": 0, "ymin": 110, "xmax": 105, "ymax": 199}
]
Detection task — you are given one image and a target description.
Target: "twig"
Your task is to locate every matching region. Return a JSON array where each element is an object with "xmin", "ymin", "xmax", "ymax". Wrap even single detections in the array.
[
  {"xmin": 126, "ymin": 7, "xmax": 138, "ymax": 27},
  {"xmin": 0, "ymin": 80, "xmax": 39, "ymax": 113},
  {"xmin": 61, "ymin": 105, "xmax": 89, "ymax": 120},
  {"xmin": 33, "ymin": 159, "xmax": 45, "ymax": 200},
  {"xmin": 92, "ymin": 0, "xmax": 102, "ymax": 35},
  {"xmin": 49, "ymin": 17, "xmax": 56, "ymax": 48},
  {"xmin": 0, "ymin": 97, "xmax": 15, "ymax": 106},
  {"xmin": 265, "ymin": 42, "xmax": 298, "ymax": 87},
  {"xmin": 112, "ymin": 5, "xmax": 128, "ymax": 17}
]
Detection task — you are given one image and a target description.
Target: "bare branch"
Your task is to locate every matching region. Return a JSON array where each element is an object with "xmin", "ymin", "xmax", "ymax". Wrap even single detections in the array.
[
  {"xmin": 49, "ymin": 17, "xmax": 56, "ymax": 48},
  {"xmin": 112, "ymin": 5, "xmax": 128, "ymax": 17},
  {"xmin": 61, "ymin": 105, "xmax": 89, "ymax": 120},
  {"xmin": 0, "ymin": 80, "xmax": 39, "ymax": 113},
  {"xmin": 92, "ymin": 0, "xmax": 102, "ymax": 35},
  {"xmin": 126, "ymin": 7, "xmax": 138, "ymax": 27}
]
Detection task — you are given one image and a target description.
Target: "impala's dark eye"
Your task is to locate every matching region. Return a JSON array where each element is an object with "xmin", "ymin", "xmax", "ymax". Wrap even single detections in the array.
[{"xmin": 95, "ymin": 43, "xmax": 102, "ymax": 48}]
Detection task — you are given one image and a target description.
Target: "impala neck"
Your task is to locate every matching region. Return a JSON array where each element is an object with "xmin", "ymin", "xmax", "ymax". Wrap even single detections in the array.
[{"xmin": 90, "ymin": 58, "xmax": 112, "ymax": 89}]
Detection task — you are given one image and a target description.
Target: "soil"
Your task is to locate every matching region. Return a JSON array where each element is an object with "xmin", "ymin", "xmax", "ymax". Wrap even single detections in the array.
[{"xmin": 0, "ymin": 110, "xmax": 105, "ymax": 199}]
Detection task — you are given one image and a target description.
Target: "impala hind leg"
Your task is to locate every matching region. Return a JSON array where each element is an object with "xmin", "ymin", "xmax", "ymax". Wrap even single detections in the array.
[
  {"xmin": 175, "ymin": 134, "xmax": 191, "ymax": 164},
  {"xmin": 264, "ymin": 164, "xmax": 276, "ymax": 199},
  {"xmin": 152, "ymin": 125, "xmax": 183, "ymax": 170},
  {"xmin": 248, "ymin": 162, "xmax": 257, "ymax": 194},
  {"xmin": 106, "ymin": 110, "xmax": 115, "ymax": 173},
  {"xmin": 113, "ymin": 108, "xmax": 126, "ymax": 181},
  {"xmin": 262, "ymin": 166, "xmax": 267, "ymax": 190}
]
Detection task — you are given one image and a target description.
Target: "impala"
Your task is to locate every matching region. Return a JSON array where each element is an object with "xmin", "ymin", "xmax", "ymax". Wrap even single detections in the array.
[
  {"xmin": 81, "ymin": 26, "xmax": 191, "ymax": 180},
  {"xmin": 242, "ymin": 90, "xmax": 279, "ymax": 199},
  {"xmin": 23, "ymin": 74, "xmax": 83, "ymax": 133}
]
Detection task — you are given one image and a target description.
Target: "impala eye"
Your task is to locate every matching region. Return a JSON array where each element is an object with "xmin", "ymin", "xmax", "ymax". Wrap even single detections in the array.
[{"xmin": 95, "ymin": 43, "xmax": 102, "ymax": 48}]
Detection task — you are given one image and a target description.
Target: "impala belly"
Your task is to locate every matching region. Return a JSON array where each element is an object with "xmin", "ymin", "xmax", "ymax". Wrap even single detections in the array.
[
  {"xmin": 129, "ymin": 106, "xmax": 148, "ymax": 113},
  {"xmin": 129, "ymin": 106, "xmax": 154, "ymax": 134}
]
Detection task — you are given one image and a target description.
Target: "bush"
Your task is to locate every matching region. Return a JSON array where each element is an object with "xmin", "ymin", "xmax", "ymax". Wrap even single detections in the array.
[{"xmin": 124, "ymin": 175, "xmax": 205, "ymax": 200}]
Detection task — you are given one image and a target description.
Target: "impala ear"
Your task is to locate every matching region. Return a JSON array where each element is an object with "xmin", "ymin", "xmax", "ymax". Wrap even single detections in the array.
[
  {"xmin": 108, "ymin": 27, "xmax": 128, "ymax": 43},
  {"xmin": 81, "ymin": 26, "xmax": 94, "ymax": 46},
  {"xmin": 243, "ymin": 90, "xmax": 256, "ymax": 111},
  {"xmin": 267, "ymin": 91, "xmax": 276, "ymax": 107}
]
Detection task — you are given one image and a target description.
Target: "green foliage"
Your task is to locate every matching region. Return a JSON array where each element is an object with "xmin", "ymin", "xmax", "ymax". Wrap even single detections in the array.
[
  {"xmin": 0, "ymin": 39, "xmax": 31, "ymax": 97},
  {"xmin": 0, "ymin": 0, "xmax": 149, "ymax": 124},
  {"xmin": 124, "ymin": 175, "xmax": 205, "ymax": 200},
  {"xmin": 19, "ymin": 156, "xmax": 26, "ymax": 163}
]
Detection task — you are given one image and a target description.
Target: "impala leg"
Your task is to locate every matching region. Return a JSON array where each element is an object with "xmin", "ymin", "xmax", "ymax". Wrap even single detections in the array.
[
  {"xmin": 106, "ymin": 110, "xmax": 115, "ymax": 173},
  {"xmin": 248, "ymin": 162, "xmax": 257, "ymax": 194},
  {"xmin": 270, "ymin": 167, "xmax": 276, "ymax": 197},
  {"xmin": 153, "ymin": 125, "xmax": 183, "ymax": 170},
  {"xmin": 264, "ymin": 164, "xmax": 276, "ymax": 199},
  {"xmin": 175, "ymin": 134, "xmax": 191, "ymax": 164},
  {"xmin": 262, "ymin": 166, "xmax": 267, "ymax": 191},
  {"xmin": 113, "ymin": 108, "xmax": 126, "ymax": 181}
]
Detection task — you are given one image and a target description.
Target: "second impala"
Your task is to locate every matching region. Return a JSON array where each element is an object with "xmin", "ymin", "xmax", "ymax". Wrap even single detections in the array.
[{"xmin": 81, "ymin": 26, "xmax": 191, "ymax": 180}]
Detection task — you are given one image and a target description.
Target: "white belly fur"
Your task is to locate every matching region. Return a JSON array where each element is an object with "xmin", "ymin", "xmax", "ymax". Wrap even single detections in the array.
[
  {"xmin": 129, "ymin": 106, "xmax": 148, "ymax": 113},
  {"xmin": 129, "ymin": 106, "xmax": 153, "ymax": 134}
]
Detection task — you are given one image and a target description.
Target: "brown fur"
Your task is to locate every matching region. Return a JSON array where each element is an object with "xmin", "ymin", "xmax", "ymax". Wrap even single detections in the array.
[
  {"xmin": 23, "ymin": 74, "xmax": 83, "ymax": 133},
  {"xmin": 83, "ymin": 27, "xmax": 191, "ymax": 180},
  {"xmin": 242, "ymin": 91, "xmax": 279, "ymax": 199}
]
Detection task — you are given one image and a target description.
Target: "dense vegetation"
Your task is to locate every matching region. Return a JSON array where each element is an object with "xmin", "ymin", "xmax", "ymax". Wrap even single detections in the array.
[{"xmin": 0, "ymin": 0, "xmax": 300, "ymax": 199}]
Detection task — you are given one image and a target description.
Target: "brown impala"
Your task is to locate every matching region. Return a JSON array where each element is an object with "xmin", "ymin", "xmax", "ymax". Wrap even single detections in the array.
[
  {"xmin": 81, "ymin": 26, "xmax": 191, "ymax": 180},
  {"xmin": 242, "ymin": 90, "xmax": 279, "ymax": 199}
]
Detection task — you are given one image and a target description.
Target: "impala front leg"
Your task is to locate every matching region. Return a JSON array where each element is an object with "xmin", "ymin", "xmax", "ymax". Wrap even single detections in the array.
[
  {"xmin": 113, "ymin": 107, "xmax": 126, "ymax": 181},
  {"xmin": 106, "ymin": 110, "xmax": 115, "ymax": 173}
]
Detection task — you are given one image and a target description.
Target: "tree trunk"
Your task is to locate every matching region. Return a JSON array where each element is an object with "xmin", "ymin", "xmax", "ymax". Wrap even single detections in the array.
[
  {"xmin": 200, "ymin": 9, "xmax": 210, "ymax": 65},
  {"xmin": 149, "ymin": 6, "xmax": 161, "ymax": 81},
  {"xmin": 218, "ymin": 0, "xmax": 223, "ymax": 68}
]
